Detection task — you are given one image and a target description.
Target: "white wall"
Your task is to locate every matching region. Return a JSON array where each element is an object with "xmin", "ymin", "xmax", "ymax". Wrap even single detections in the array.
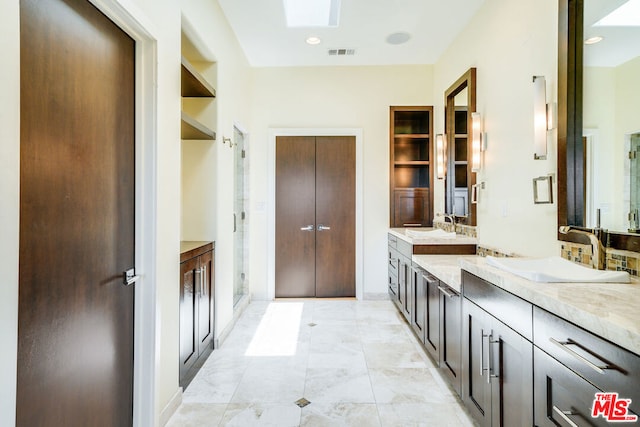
[
  {"xmin": 249, "ymin": 65, "xmax": 433, "ymax": 299},
  {"xmin": 433, "ymin": 0, "xmax": 559, "ymax": 256}
]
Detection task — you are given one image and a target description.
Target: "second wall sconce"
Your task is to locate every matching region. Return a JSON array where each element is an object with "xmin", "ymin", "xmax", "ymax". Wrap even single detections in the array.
[
  {"xmin": 533, "ymin": 75, "xmax": 556, "ymax": 160},
  {"xmin": 471, "ymin": 112, "xmax": 483, "ymax": 172},
  {"xmin": 436, "ymin": 134, "xmax": 447, "ymax": 179}
]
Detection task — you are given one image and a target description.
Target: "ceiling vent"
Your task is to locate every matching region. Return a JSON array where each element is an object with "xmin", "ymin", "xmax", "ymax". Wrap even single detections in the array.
[{"xmin": 328, "ymin": 48, "xmax": 355, "ymax": 56}]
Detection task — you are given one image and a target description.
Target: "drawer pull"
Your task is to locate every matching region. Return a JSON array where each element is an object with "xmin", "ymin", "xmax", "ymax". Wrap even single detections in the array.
[
  {"xmin": 549, "ymin": 337, "xmax": 614, "ymax": 374},
  {"xmin": 437, "ymin": 285, "xmax": 459, "ymax": 299},
  {"xmin": 552, "ymin": 406, "xmax": 579, "ymax": 427},
  {"xmin": 480, "ymin": 329, "xmax": 490, "ymax": 378}
]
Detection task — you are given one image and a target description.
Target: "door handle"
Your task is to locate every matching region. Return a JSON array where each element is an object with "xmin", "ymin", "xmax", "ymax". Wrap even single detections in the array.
[
  {"xmin": 300, "ymin": 225, "xmax": 314, "ymax": 231},
  {"xmin": 122, "ymin": 268, "xmax": 140, "ymax": 286},
  {"xmin": 317, "ymin": 224, "xmax": 331, "ymax": 231}
]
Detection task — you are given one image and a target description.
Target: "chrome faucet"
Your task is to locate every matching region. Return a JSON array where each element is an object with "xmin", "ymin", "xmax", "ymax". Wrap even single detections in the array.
[
  {"xmin": 558, "ymin": 226, "xmax": 606, "ymax": 270},
  {"xmin": 440, "ymin": 213, "xmax": 456, "ymax": 224}
]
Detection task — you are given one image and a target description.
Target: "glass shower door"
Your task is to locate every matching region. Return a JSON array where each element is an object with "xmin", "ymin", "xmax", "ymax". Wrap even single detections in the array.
[{"xmin": 234, "ymin": 127, "xmax": 247, "ymax": 305}]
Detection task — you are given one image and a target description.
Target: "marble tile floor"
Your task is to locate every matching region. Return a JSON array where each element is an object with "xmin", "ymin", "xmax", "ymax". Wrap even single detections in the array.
[{"xmin": 167, "ymin": 299, "xmax": 475, "ymax": 426}]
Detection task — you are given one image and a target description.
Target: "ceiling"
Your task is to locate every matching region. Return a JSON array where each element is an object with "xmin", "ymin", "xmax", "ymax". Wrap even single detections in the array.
[
  {"xmin": 217, "ymin": 0, "xmax": 486, "ymax": 67},
  {"xmin": 584, "ymin": 0, "xmax": 640, "ymax": 67}
]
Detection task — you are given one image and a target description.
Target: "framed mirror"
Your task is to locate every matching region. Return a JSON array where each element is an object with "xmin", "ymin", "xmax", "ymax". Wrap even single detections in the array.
[
  {"xmin": 444, "ymin": 68, "xmax": 477, "ymax": 226},
  {"xmin": 559, "ymin": 0, "xmax": 640, "ymax": 242}
]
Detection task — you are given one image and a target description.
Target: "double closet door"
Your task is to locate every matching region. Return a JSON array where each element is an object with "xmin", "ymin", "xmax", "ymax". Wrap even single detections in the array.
[{"xmin": 276, "ymin": 136, "xmax": 355, "ymax": 298}]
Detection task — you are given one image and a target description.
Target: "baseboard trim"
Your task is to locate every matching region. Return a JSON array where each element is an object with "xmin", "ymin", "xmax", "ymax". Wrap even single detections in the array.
[
  {"xmin": 215, "ymin": 294, "xmax": 251, "ymax": 348},
  {"xmin": 159, "ymin": 387, "xmax": 182, "ymax": 427},
  {"xmin": 363, "ymin": 292, "xmax": 390, "ymax": 301}
]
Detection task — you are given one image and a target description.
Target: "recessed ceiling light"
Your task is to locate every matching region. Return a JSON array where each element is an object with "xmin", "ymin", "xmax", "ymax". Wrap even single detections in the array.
[
  {"xmin": 306, "ymin": 36, "xmax": 321, "ymax": 45},
  {"xmin": 585, "ymin": 36, "xmax": 604, "ymax": 45},
  {"xmin": 386, "ymin": 32, "xmax": 411, "ymax": 45},
  {"xmin": 284, "ymin": 0, "xmax": 341, "ymax": 28}
]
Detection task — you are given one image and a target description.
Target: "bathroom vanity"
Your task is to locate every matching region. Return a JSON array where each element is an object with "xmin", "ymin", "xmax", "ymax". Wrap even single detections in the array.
[
  {"xmin": 388, "ymin": 231, "xmax": 640, "ymax": 426},
  {"xmin": 460, "ymin": 258, "xmax": 640, "ymax": 426}
]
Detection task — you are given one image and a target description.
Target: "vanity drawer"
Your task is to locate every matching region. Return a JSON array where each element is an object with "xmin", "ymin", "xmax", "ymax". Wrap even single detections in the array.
[
  {"xmin": 388, "ymin": 233, "xmax": 398, "ymax": 249},
  {"xmin": 534, "ymin": 306, "xmax": 640, "ymax": 414},
  {"xmin": 397, "ymin": 238, "xmax": 413, "ymax": 259},
  {"xmin": 388, "ymin": 247, "xmax": 399, "ymax": 278},
  {"xmin": 462, "ymin": 270, "xmax": 532, "ymax": 340}
]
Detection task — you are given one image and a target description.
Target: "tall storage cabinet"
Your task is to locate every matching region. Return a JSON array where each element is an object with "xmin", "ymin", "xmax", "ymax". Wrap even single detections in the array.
[
  {"xmin": 180, "ymin": 241, "xmax": 215, "ymax": 388},
  {"xmin": 390, "ymin": 106, "xmax": 434, "ymax": 227}
]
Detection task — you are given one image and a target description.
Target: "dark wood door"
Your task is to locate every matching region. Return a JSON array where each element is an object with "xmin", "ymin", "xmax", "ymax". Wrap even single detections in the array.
[
  {"xmin": 18, "ymin": 0, "xmax": 135, "ymax": 425},
  {"xmin": 315, "ymin": 136, "xmax": 355, "ymax": 297},
  {"xmin": 275, "ymin": 136, "xmax": 316, "ymax": 297},
  {"xmin": 424, "ymin": 273, "xmax": 440, "ymax": 361},
  {"xmin": 275, "ymin": 136, "xmax": 355, "ymax": 298},
  {"xmin": 411, "ymin": 267, "xmax": 426, "ymax": 343},
  {"xmin": 439, "ymin": 284, "xmax": 462, "ymax": 396},
  {"xmin": 463, "ymin": 300, "xmax": 492, "ymax": 427},
  {"xmin": 198, "ymin": 250, "xmax": 214, "ymax": 350},
  {"xmin": 180, "ymin": 257, "xmax": 198, "ymax": 379}
]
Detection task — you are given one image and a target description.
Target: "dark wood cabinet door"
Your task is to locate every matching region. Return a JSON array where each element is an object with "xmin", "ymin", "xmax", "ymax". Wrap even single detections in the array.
[
  {"xmin": 393, "ymin": 188, "xmax": 431, "ymax": 227},
  {"xmin": 315, "ymin": 136, "xmax": 356, "ymax": 297},
  {"xmin": 424, "ymin": 273, "xmax": 440, "ymax": 361},
  {"xmin": 490, "ymin": 315, "xmax": 533, "ymax": 427},
  {"xmin": 439, "ymin": 284, "xmax": 461, "ymax": 396},
  {"xmin": 462, "ymin": 300, "xmax": 492, "ymax": 427},
  {"xmin": 411, "ymin": 267, "xmax": 426, "ymax": 343},
  {"xmin": 275, "ymin": 136, "xmax": 317, "ymax": 297},
  {"xmin": 534, "ymin": 347, "xmax": 612, "ymax": 427},
  {"xmin": 399, "ymin": 258, "xmax": 412, "ymax": 322},
  {"xmin": 197, "ymin": 250, "xmax": 214, "ymax": 352},
  {"xmin": 180, "ymin": 257, "xmax": 199, "ymax": 379}
]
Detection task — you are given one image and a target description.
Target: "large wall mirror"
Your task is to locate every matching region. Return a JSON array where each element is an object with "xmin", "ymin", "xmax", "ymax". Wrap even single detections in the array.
[
  {"xmin": 559, "ymin": 0, "xmax": 640, "ymax": 240},
  {"xmin": 444, "ymin": 68, "xmax": 477, "ymax": 226}
]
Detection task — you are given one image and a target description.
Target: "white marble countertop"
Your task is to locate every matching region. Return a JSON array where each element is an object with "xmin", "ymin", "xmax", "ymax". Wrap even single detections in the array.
[
  {"xmin": 412, "ymin": 255, "xmax": 479, "ymax": 293},
  {"xmin": 389, "ymin": 228, "xmax": 477, "ymax": 246},
  {"xmin": 460, "ymin": 257, "xmax": 640, "ymax": 356}
]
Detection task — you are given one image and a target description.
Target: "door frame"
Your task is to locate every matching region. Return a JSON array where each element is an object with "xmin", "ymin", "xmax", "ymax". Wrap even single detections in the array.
[
  {"xmin": 268, "ymin": 128, "xmax": 363, "ymax": 301},
  {"xmin": 83, "ymin": 1, "xmax": 159, "ymax": 425}
]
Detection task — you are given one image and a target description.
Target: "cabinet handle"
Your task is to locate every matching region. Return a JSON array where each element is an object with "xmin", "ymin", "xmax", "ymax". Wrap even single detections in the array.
[
  {"xmin": 549, "ymin": 337, "xmax": 614, "ymax": 374},
  {"xmin": 201, "ymin": 266, "xmax": 206, "ymax": 298},
  {"xmin": 403, "ymin": 223, "xmax": 421, "ymax": 227},
  {"xmin": 437, "ymin": 285, "xmax": 458, "ymax": 298},
  {"xmin": 317, "ymin": 224, "xmax": 331, "ymax": 231},
  {"xmin": 552, "ymin": 406, "xmax": 579, "ymax": 427},
  {"xmin": 194, "ymin": 267, "xmax": 201, "ymax": 299},
  {"xmin": 488, "ymin": 334, "xmax": 500, "ymax": 383},
  {"xmin": 480, "ymin": 329, "xmax": 490, "ymax": 378},
  {"xmin": 300, "ymin": 225, "xmax": 314, "ymax": 231}
]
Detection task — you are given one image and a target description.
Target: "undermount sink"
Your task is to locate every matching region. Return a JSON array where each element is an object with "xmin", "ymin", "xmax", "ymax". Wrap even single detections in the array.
[
  {"xmin": 406, "ymin": 229, "xmax": 456, "ymax": 239},
  {"xmin": 485, "ymin": 256, "xmax": 631, "ymax": 283}
]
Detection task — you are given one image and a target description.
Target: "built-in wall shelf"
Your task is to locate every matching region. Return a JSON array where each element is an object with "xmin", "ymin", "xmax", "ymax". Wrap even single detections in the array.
[
  {"xmin": 181, "ymin": 56, "xmax": 216, "ymax": 98},
  {"xmin": 390, "ymin": 106, "xmax": 434, "ymax": 227},
  {"xmin": 181, "ymin": 111, "xmax": 216, "ymax": 140}
]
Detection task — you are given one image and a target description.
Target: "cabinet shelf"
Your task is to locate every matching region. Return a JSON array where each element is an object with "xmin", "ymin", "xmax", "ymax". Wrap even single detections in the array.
[
  {"xmin": 394, "ymin": 134, "xmax": 430, "ymax": 139},
  {"xmin": 181, "ymin": 111, "xmax": 216, "ymax": 140},
  {"xmin": 394, "ymin": 161, "xmax": 429, "ymax": 166},
  {"xmin": 181, "ymin": 56, "xmax": 216, "ymax": 98}
]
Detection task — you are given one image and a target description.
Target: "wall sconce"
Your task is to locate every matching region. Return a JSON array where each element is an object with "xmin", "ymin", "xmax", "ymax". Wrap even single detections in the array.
[
  {"xmin": 436, "ymin": 134, "xmax": 447, "ymax": 179},
  {"xmin": 533, "ymin": 75, "xmax": 556, "ymax": 160},
  {"xmin": 471, "ymin": 112, "xmax": 482, "ymax": 172}
]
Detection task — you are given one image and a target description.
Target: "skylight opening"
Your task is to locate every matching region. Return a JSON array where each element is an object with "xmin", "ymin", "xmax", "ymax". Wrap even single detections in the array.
[
  {"xmin": 283, "ymin": 0, "xmax": 341, "ymax": 28},
  {"xmin": 594, "ymin": 0, "xmax": 640, "ymax": 26}
]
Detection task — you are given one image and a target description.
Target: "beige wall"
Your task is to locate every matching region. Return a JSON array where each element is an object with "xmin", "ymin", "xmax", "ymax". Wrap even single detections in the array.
[
  {"xmin": 248, "ymin": 65, "xmax": 433, "ymax": 299},
  {"xmin": 433, "ymin": 0, "xmax": 559, "ymax": 256}
]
